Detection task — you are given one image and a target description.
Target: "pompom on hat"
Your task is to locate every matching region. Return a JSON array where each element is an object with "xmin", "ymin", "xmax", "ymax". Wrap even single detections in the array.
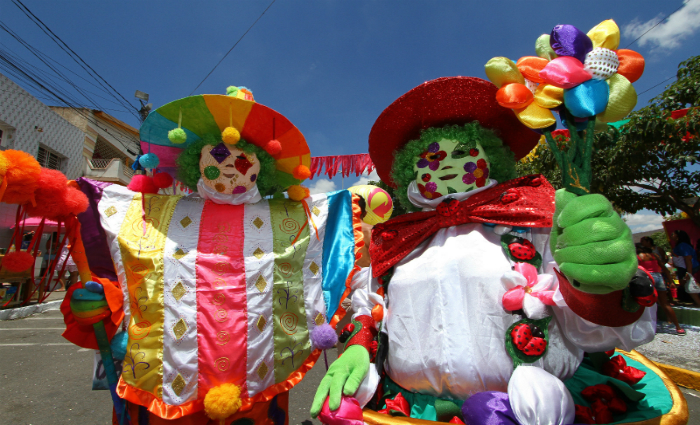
[
  {"xmin": 139, "ymin": 85, "xmax": 311, "ymax": 193},
  {"xmin": 368, "ymin": 77, "xmax": 539, "ymax": 188}
]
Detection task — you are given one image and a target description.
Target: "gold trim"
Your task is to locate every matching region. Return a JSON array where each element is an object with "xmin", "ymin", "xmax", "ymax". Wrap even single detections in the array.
[
  {"xmin": 361, "ymin": 350, "xmax": 690, "ymax": 425},
  {"xmin": 616, "ymin": 350, "xmax": 689, "ymax": 425}
]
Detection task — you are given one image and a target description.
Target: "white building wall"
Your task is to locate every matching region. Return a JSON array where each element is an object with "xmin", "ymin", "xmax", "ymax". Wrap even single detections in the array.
[
  {"xmin": 0, "ymin": 73, "xmax": 84, "ymax": 179},
  {"xmin": 0, "ymin": 73, "xmax": 85, "ymax": 247}
]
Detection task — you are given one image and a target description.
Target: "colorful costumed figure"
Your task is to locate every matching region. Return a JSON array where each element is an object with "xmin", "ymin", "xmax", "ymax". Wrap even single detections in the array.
[
  {"xmin": 310, "ymin": 72, "xmax": 687, "ymax": 425},
  {"xmin": 68, "ymin": 86, "xmax": 365, "ymax": 424}
]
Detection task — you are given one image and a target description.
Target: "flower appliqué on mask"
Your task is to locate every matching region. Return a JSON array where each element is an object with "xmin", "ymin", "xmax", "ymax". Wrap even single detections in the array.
[
  {"xmin": 463, "ymin": 158, "xmax": 489, "ymax": 187},
  {"xmin": 418, "ymin": 182, "xmax": 442, "ymax": 200},
  {"xmin": 501, "ymin": 262, "xmax": 556, "ymax": 319},
  {"xmin": 417, "ymin": 143, "xmax": 447, "ymax": 171}
]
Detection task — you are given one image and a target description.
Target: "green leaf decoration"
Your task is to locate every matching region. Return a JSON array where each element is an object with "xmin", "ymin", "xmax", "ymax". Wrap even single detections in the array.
[{"xmin": 505, "ymin": 316, "xmax": 552, "ymax": 367}]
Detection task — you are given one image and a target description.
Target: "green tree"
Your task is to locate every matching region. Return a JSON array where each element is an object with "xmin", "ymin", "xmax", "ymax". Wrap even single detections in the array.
[{"xmin": 517, "ymin": 55, "xmax": 700, "ymax": 226}]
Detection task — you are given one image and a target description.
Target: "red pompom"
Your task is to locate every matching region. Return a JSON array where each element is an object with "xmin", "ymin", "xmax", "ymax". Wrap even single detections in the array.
[
  {"xmin": 26, "ymin": 169, "xmax": 69, "ymax": 218},
  {"xmin": 292, "ymin": 165, "xmax": 311, "ymax": 180},
  {"xmin": 127, "ymin": 175, "xmax": 158, "ymax": 194},
  {"xmin": 2, "ymin": 251, "xmax": 35, "ymax": 272},
  {"xmin": 62, "ymin": 186, "xmax": 89, "ymax": 216},
  {"xmin": 264, "ymin": 139, "xmax": 282, "ymax": 156},
  {"xmin": 152, "ymin": 172, "xmax": 174, "ymax": 189}
]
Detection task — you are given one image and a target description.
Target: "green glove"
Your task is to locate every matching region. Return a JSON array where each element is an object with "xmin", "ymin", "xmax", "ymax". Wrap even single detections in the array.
[
  {"xmin": 550, "ymin": 189, "xmax": 637, "ymax": 294},
  {"xmin": 310, "ymin": 345, "xmax": 370, "ymax": 417}
]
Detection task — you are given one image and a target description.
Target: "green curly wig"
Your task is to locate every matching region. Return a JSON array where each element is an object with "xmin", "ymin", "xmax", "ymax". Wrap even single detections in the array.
[
  {"xmin": 176, "ymin": 134, "xmax": 279, "ymax": 196},
  {"xmin": 391, "ymin": 123, "xmax": 516, "ymax": 212}
]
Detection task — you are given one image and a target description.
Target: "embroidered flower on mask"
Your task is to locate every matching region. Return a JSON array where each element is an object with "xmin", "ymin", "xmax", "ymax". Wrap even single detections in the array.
[
  {"xmin": 501, "ymin": 262, "xmax": 556, "ymax": 319},
  {"xmin": 418, "ymin": 183, "xmax": 442, "ymax": 200},
  {"xmin": 463, "ymin": 158, "xmax": 490, "ymax": 187},
  {"xmin": 417, "ymin": 142, "xmax": 447, "ymax": 171}
]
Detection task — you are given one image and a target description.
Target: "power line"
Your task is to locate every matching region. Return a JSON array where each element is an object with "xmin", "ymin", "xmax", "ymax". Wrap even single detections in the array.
[
  {"xmin": 638, "ymin": 75, "xmax": 677, "ymax": 96},
  {"xmin": 11, "ymin": 0, "xmax": 140, "ymax": 119},
  {"xmin": 189, "ymin": 0, "xmax": 276, "ymax": 95},
  {"xmin": 624, "ymin": 2, "xmax": 685, "ymax": 49}
]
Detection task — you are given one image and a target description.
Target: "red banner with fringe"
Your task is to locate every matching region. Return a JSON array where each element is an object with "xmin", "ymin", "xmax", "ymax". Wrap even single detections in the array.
[{"xmin": 309, "ymin": 154, "xmax": 375, "ymax": 179}]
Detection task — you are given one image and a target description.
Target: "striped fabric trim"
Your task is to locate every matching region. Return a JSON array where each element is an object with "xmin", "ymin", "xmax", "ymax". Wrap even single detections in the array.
[
  {"xmin": 302, "ymin": 194, "xmax": 330, "ymax": 331},
  {"xmin": 162, "ymin": 196, "xmax": 205, "ymax": 405},
  {"xmin": 98, "ymin": 184, "xmax": 137, "ymax": 325},
  {"xmin": 243, "ymin": 200, "xmax": 275, "ymax": 397}
]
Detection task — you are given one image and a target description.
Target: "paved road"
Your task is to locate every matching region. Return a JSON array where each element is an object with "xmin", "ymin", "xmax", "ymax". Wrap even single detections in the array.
[{"xmin": 1, "ymin": 308, "xmax": 698, "ymax": 424}]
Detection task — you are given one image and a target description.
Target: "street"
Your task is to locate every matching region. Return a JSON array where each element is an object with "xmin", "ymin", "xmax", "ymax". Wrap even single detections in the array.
[{"xmin": 1, "ymin": 307, "xmax": 698, "ymax": 425}]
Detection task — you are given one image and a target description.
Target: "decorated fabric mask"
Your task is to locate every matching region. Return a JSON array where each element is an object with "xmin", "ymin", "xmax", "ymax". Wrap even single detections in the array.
[
  {"xmin": 414, "ymin": 139, "xmax": 491, "ymax": 199},
  {"xmin": 199, "ymin": 142, "xmax": 261, "ymax": 194}
]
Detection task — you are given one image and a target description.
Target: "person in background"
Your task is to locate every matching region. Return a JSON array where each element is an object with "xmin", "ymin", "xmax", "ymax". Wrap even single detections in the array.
[
  {"xmin": 42, "ymin": 232, "xmax": 64, "ymax": 292},
  {"xmin": 670, "ymin": 230, "xmax": 700, "ymax": 307},
  {"xmin": 57, "ymin": 243, "xmax": 79, "ymax": 290},
  {"xmin": 637, "ymin": 245, "xmax": 684, "ymax": 335}
]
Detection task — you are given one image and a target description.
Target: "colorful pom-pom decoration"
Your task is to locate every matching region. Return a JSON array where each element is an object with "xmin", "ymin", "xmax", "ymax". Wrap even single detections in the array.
[
  {"xmin": 152, "ymin": 171, "xmax": 174, "ymax": 189},
  {"xmin": 1, "ymin": 149, "xmax": 42, "ymax": 205},
  {"xmin": 127, "ymin": 175, "xmax": 159, "ymax": 194},
  {"xmin": 292, "ymin": 164, "xmax": 311, "ymax": 180},
  {"xmin": 2, "ymin": 251, "xmax": 35, "ymax": 272},
  {"xmin": 264, "ymin": 139, "xmax": 282, "ymax": 156},
  {"xmin": 222, "ymin": 126, "xmax": 241, "ymax": 145},
  {"xmin": 168, "ymin": 128, "xmax": 187, "ymax": 144},
  {"xmin": 287, "ymin": 185, "xmax": 309, "ymax": 201},
  {"xmin": 310, "ymin": 323, "xmax": 338, "ymax": 350},
  {"xmin": 204, "ymin": 383, "xmax": 242, "ymax": 421},
  {"xmin": 139, "ymin": 153, "xmax": 160, "ymax": 170}
]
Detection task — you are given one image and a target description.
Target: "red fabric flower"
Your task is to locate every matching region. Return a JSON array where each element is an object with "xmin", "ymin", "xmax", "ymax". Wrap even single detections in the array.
[
  {"xmin": 579, "ymin": 384, "xmax": 627, "ymax": 424},
  {"xmin": 382, "ymin": 392, "xmax": 411, "ymax": 417},
  {"xmin": 602, "ymin": 355, "xmax": 646, "ymax": 385}
]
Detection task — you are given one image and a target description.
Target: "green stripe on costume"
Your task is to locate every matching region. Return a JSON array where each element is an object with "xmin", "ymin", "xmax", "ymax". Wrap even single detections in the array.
[{"xmin": 269, "ymin": 198, "xmax": 311, "ymax": 383}]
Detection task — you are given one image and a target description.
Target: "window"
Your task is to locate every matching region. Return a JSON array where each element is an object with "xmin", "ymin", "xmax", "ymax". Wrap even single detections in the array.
[
  {"xmin": 37, "ymin": 145, "xmax": 65, "ymax": 171},
  {"xmin": 0, "ymin": 120, "xmax": 15, "ymax": 148}
]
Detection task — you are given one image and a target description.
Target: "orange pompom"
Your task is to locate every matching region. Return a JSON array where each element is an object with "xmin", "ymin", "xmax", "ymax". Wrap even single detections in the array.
[
  {"xmin": 127, "ymin": 175, "xmax": 158, "ymax": 194},
  {"xmin": 2, "ymin": 150, "xmax": 41, "ymax": 204},
  {"xmin": 265, "ymin": 139, "xmax": 282, "ymax": 156},
  {"xmin": 287, "ymin": 185, "xmax": 309, "ymax": 201},
  {"xmin": 371, "ymin": 304, "xmax": 384, "ymax": 322},
  {"xmin": 293, "ymin": 164, "xmax": 311, "ymax": 180},
  {"xmin": 152, "ymin": 172, "xmax": 174, "ymax": 189},
  {"xmin": 2, "ymin": 251, "xmax": 35, "ymax": 272}
]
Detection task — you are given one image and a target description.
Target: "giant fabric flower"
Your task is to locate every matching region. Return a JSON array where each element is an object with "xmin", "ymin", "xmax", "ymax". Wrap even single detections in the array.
[
  {"xmin": 501, "ymin": 262, "xmax": 556, "ymax": 319},
  {"xmin": 486, "ymin": 20, "xmax": 645, "ymax": 129}
]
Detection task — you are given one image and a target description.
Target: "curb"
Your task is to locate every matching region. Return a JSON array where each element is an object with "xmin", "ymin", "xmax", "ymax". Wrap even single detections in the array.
[
  {"xmin": 653, "ymin": 361, "xmax": 700, "ymax": 392},
  {"xmin": 0, "ymin": 300, "xmax": 62, "ymax": 321}
]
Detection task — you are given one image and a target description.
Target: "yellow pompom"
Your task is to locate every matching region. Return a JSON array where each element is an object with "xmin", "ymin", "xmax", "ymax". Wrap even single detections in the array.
[
  {"xmin": 222, "ymin": 127, "xmax": 241, "ymax": 145},
  {"xmin": 287, "ymin": 185, "xmax": 309, "ymax": 201},
  {"xmin": 204, "ymin": 383, "xmax": 242, "ymax": 421}
]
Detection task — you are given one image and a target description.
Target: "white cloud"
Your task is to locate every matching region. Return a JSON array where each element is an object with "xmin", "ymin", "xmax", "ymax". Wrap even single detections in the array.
[
  {"xmin": 349, "ymin": 169, "xmax": 380, "ymax": 188},
  {"xmin": 623, "ymin": 0, "xmax": 700, "ymax": 50},
  {"xmin": 623, "ymin": 211, "xmax": 665, "ymax": 233},
  {"xmin": 308, "ymin": 178, "xmax": 337, "ymax": 195}
]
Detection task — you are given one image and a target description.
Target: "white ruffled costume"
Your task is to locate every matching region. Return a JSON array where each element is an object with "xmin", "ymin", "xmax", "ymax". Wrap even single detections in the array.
[{"xmin": 349, "ymin": 181, "xmax": 656, "ymax": 425}]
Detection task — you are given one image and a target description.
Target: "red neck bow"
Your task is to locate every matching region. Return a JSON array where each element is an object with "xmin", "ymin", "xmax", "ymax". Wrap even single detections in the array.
[{"xmin": 370, "ymin": 175, "xmax": 555, "ymax": 278}]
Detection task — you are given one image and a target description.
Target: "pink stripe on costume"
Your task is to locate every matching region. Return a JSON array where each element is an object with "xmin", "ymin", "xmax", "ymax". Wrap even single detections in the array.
[{"xmin": 196, "ymin": 201, "xmax": 248, "ymax": 397}]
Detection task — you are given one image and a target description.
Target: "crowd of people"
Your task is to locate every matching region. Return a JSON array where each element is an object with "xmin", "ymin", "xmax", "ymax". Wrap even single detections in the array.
[{"xmin": 637, "ymin": 230, "xmax": 700, "ymax": 336}]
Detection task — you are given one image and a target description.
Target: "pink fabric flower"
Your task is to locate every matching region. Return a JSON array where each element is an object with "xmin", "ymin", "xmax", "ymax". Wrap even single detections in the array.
[{"xmin": 501, "ymin": 262, "xmax": 556, "ymax": 319}]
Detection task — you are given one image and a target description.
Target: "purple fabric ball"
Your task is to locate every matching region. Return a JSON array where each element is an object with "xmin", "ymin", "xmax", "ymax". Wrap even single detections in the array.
[{"xmin": 311, "ymin": 323, "xmax": 338, "ymax": 350}]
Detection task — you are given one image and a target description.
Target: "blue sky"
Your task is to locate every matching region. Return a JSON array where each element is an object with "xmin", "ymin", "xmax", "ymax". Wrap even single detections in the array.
[{"xmin": 2, "ymin": 0, "xmax": 699, "ymax": 231}]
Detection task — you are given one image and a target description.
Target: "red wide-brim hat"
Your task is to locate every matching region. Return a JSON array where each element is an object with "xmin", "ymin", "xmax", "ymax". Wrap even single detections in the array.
[{"xmin": 368, "ymin": 76, "xmax": 540, "ymax": 187}]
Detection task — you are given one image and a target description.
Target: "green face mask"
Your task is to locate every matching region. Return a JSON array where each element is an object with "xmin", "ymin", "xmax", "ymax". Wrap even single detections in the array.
[{"xmin": 413, "ymin": 139, "xmax": 491, "ymax": 199}]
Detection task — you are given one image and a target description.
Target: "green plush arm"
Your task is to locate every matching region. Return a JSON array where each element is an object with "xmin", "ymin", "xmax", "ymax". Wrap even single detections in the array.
[
  {"xmin": 310, "ymin": 345, "xmax": 370, "ymax": 417},
  {"xmin": 550, "ymin": 189, "xmax": 637, "ymax": 294}
]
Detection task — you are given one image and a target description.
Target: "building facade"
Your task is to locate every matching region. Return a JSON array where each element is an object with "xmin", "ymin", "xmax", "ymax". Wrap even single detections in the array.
[{"xmin": 50, "ymin": 107, "xmax": 139, "ymax": 186}]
